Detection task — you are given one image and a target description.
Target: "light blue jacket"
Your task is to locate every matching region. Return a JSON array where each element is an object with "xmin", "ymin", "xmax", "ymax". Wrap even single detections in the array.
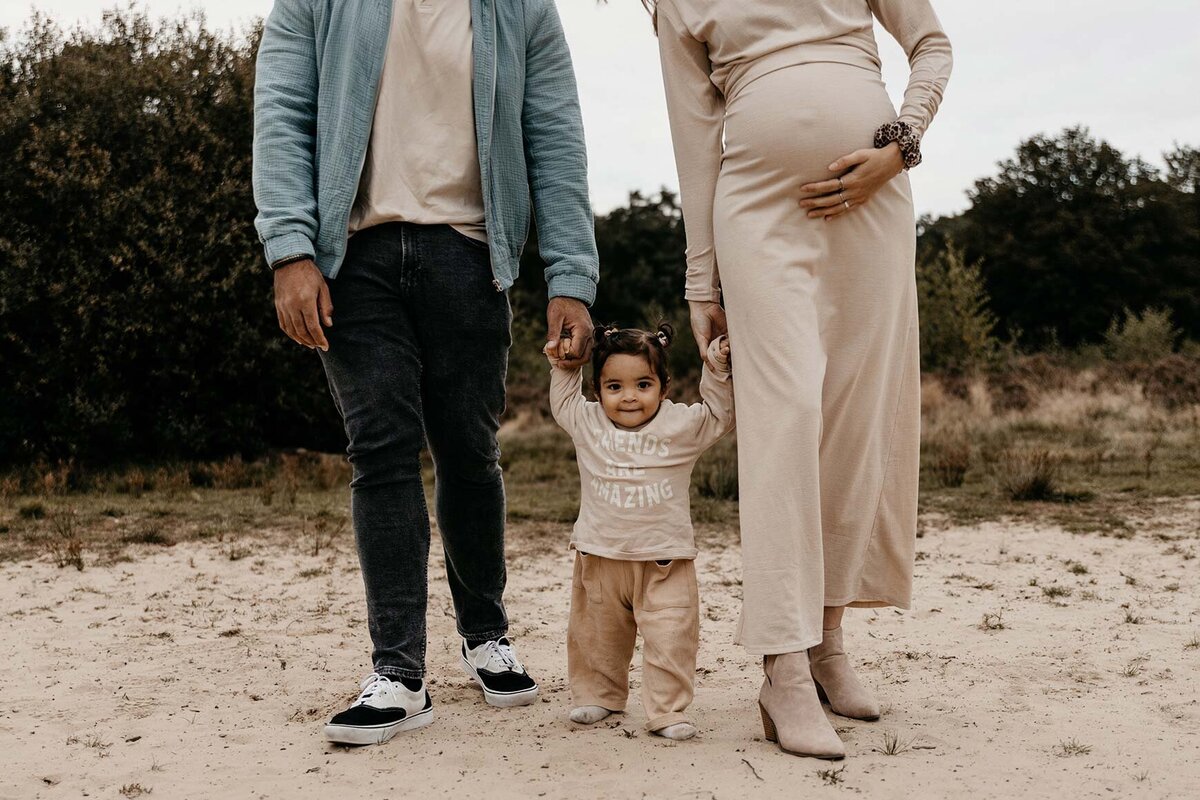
[{"xmin": 252, "ymin": 0, "xmax": 599, "ymax": 304}]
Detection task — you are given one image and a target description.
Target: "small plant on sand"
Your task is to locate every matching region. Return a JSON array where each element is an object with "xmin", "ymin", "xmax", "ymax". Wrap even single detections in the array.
[
  {"xmin": 119, "ymin": 784, "xmax": 151, "ymax": 798},
  {"xmin": 817, "ymin": 766, "xmax": 846, "ymax": 786},
  {"xmin": 1042, "ymin": 584, "xmax": 1072, "ymax": 599},
  {"xmin": 226, "ymin": 544, "xmax": 252, "ymax": 562},
  {"xmin": 1185, "ymin": 634, "xmax": 1200, "ymax": 651},
  {"xmin": 996, "ymin": 447, "xmax": 1063, "ymax": 501},
  {"xmin": 121, "ymin": 526, "xmax": 173, "ymax": 546},
  {"xmin": 979, "ymin": 612, "xmax": 1005, "ymax": 631},
  {"xmin": 1123, "ymin": 609, "xmax": 1144, "ymax": 625},
  {"xmin": 879, "ymin": 730, "xmax": 912, "ymax": 756},
  {"xmin": 1067, "ymin": 561, "xmax": 1089, "ymax": 575},
  {"xmin": 82, "ymin": 733, "xmax": 111, "ymax": 754},
  {"xmin": 48, "ymin": 508, "xmax": 84, "ymax": 570},
  {"xmin": 1121, "ymin": 656, "xmax": 1149, "ymax": 677},
  {"xmin": 1053, "ymin": 738, "xmax": 1092, "ymax": 757},
  {"xmin": 306, "ymin": 509, "xmax": 347, "ymax": 557}
]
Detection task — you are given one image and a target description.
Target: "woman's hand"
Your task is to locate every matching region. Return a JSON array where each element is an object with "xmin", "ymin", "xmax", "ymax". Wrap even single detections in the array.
[
  {"xmin": 799, "ymin": 142, "xmax": 904, "ymax": 221},
  {"xmin": 689, "ymin": 299, "xmax": 728, "ymax": 370}
]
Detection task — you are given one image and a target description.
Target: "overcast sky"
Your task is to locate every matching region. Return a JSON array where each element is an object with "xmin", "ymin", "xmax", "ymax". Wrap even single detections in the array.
[{"xmin": 4, "ymin": 1, "xmax": 1198, "ymax": 218}]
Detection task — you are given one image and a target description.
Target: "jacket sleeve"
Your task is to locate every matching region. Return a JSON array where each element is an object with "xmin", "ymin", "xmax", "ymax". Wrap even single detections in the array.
[
  {"xmin": 522, "ymin": 0, "xmax": 600, "ymax": 305},
  {"xmin": 656, "ymin": 0, "xmax": 725, "ymax": 303},
  {"xmin": 869, "ymin": 0, "xmax": 953, "ymax": 137},
  {"xmin": 252, "ymin": 0, "xmax": 319, "ymax": 268}
]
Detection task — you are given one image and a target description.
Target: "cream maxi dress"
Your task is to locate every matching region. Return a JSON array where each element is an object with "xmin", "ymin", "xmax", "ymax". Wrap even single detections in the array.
[{"xmin": 656, "ymin": 0, "xmax": 952, "ymax": 654}]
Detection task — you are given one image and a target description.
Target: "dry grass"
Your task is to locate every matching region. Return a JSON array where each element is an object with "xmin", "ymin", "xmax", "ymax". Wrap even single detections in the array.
[
  {"xmin": 996, "ymin": 448, "xmax": 1064, "ymax": 501},
  {"xmin": 1053, "ymin": 738, "xmax": 1092, "ymax": 757},
  {"xmin": 979, "ymin": 612, "xmax": 1006, "ymax": 631},
  {"xmin": 0, "ymin": 362, "xmax": 1195, "ymax": 567}
]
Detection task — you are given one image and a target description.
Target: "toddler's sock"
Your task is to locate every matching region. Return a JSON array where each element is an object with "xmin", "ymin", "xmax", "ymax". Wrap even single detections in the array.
[
  {"xmin": 569, "ymin": 705, "xmax": 613, "ymax": 724},
  {"xmin": 653, "ymin": 722, "xmax": 698, "ymax": 741}
]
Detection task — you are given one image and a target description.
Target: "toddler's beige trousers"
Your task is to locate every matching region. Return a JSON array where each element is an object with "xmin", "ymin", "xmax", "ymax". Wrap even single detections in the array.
[
  {"xmin": 567, "ymin": 553, "xmax": 699, "ymax": 732},
  {"xmin": 716, "ymin": 62, "xmax": 921, "ymax": 655}
]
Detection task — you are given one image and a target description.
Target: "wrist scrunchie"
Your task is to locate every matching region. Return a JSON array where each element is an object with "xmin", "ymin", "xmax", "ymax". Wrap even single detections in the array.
[{"xmin": 873, "ymin": 120, "xmax": 922, "ymax": 170}]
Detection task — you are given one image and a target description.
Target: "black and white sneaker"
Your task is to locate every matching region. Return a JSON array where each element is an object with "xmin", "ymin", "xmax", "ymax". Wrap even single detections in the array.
[
  {"xmin": 323, "ymin": 673, "xmax": 433, "ymax": 745},
  {"xmin": 460, "ymin": 637, "xmax": 539, "ymax": 708}
]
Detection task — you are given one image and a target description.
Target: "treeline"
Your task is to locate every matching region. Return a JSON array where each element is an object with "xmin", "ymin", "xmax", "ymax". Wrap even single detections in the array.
[{"xmin": 0, "ymin": 10, "xmax": 1196, "ymax": 464}]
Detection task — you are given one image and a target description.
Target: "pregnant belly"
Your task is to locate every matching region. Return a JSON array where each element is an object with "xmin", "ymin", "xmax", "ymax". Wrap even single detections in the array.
[{"xmin": 721, "ymin": 62, "xmax": 898, "ymax": 187}]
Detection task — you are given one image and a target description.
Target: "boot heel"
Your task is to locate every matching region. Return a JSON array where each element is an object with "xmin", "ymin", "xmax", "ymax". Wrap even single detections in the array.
[
  {"xmin": 815, "ymin": 681, "xmax": 828, "ymax": 705},
  {"xmin": 758, "ymin": 702, "xmax": 778, "ymax": 743}
]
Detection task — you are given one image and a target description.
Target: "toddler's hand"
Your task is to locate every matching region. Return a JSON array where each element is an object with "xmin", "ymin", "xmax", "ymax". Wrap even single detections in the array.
[{"xmin": 708, "ymin": 334, "xmax": 732, "ymax": 369}]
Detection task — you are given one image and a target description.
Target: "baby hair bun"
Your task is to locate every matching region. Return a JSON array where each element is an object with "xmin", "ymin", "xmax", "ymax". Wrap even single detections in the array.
[
  {"xmin": 593, "ymin": 324, "xmax": 619, "ymax": 345},
  {"xmin": 656, "ymin": 322, "xmax": 674, "ymax": 348}
]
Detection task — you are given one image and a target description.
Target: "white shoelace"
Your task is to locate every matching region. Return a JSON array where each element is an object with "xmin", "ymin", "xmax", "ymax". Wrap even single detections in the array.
[
  {"xmin": 477, "ymin": 639, "xmax": 523, "ymax": 673},
  {"xmin": 356, "ymin": 673, "xmax": 397, "ymax": 704}
]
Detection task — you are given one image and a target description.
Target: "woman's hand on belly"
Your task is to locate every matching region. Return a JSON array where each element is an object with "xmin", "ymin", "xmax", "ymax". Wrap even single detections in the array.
[{"xmin": 798, "ymin": 143, "xmax": 905, "ymax": 221}]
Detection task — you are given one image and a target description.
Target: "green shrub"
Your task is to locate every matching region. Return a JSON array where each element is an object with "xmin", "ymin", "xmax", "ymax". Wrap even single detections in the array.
[
  {"xmin": 1103, "ymin": 307, "xmax": 1180, "ymax": 364},
  {"xmin": 917, "ymin": 243, "xmax": 999, "ymax": 374}
]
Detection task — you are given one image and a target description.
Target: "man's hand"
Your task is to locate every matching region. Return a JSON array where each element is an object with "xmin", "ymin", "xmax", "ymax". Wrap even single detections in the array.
[
  {"xmin": 546, "ymin": 297, "xmax": 594, "ymax": 368},
  {"xmin": 689, "ymin": 300, "xmax": 728, "ymax": 370},
  {"xmin": 274, "ymin": 259, "xmax": 333, "ymax": 352}
]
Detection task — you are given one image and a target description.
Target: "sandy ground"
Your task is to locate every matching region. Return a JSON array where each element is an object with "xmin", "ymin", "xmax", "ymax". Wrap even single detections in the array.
[{"xmin": 3, "ymin": 502, "xmax": 1199, "ymax": 800}]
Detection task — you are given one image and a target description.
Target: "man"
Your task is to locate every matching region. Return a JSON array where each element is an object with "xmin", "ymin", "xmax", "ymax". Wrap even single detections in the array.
[{"xmin": 252, "ymin": 0, "xmax": 597, "ymax": 746}]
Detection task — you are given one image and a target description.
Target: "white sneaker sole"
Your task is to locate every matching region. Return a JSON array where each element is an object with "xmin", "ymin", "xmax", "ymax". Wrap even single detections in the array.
[
  {"xmin": 323, "ymin": 705, "xmax": 433, "ymax": 746},
  {"xmin": 460, "ymin": 657, "xmax": 539, "ymax": 708}
]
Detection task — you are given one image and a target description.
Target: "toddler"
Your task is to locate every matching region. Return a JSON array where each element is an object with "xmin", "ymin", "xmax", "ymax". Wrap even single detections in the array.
[{"xmin": 545, "ymin": 323, "xmax": 734, "ymax": 740}]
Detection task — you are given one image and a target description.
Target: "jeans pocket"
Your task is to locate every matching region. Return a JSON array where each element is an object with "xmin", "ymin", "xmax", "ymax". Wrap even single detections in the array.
[
  {"xmin": 578, "ymin": 552, "xmax": 603, "ymax": 604},
  {"xmin": 640, "ymin": 559, "xmax": 696, "ymax": 612}
]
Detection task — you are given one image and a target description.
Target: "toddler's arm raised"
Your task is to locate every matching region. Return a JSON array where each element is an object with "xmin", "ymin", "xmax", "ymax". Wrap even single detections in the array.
[
  {"xmin": 545, "ymin": 343, "xmax": 588, "ymax": 438},
  {"xmin": 691, "ymin": 335, "xmax": 735, "ymax": 447}
]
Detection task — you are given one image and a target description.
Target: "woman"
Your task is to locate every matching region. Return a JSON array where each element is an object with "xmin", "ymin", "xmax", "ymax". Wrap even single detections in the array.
[{"xmin": 650, "ymin": 0, "xmax": 951, "ymax": 758}]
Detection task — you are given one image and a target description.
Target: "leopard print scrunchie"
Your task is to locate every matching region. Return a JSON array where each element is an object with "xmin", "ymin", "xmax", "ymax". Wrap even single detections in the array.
[{"xmin": 873, "ymin": 120, "xmax": 922, "ymax": 170}]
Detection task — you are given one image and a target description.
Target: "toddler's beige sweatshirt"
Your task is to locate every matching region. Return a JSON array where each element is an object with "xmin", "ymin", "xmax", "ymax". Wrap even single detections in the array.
[{"xmin": 548, "ymin": 338, "xmax": 735, "ymax": 561}]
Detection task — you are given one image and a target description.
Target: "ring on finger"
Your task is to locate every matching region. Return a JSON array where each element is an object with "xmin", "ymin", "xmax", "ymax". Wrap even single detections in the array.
[
  {"xmin": 837, "ymin": 177, "xmax": 845, "ymax": 192},
  {"xmin": 843, "ymin": 199, "xmax": 851, "ymax": 210}
]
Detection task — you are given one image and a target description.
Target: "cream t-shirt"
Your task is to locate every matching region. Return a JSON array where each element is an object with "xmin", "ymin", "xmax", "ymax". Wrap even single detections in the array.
[
  {"xmin": 548, "ymin": 338, "xmax": 735, "ymax": 561},
  {"xmin": 348, "ymin": 0, "xmax": 488, "ymax": 242}
]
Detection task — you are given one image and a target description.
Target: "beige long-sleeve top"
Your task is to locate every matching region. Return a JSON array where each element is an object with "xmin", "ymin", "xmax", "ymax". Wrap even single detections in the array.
[
  {"xmin": 549, "ymin": 338, "xmax": 735, "ymax": 561},
  {"xmin": 349, "ymin": 0, "xmax": 488, "ymax": 242},
  {"xmin": 656, "ymin": 0, "xmax": 953, "ymax": 301}
]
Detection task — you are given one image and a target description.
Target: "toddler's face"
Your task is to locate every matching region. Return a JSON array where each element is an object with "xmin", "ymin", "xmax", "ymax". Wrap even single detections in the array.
[{"xmin": 598, "ymin": 353, "xmax": 666, "ymax": 429}]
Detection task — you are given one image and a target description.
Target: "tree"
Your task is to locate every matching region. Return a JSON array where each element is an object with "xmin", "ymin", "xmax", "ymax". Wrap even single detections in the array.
[
  {"xmin": 0, "ymin": 10, "xmax": 343, "ymax": 463},
  {"xmin": 924, "ymin": 127, "xmax": 1200, "ymax": 348}
]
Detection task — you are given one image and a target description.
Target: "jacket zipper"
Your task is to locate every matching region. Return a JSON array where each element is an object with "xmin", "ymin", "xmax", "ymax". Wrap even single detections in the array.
[{"xmin": 485, "ymin": 0, "xmax": 502, "ymax": 292}]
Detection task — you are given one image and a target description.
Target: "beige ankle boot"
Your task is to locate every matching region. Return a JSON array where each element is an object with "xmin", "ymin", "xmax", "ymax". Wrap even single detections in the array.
[
  {"xmin": 758, "ymin": 651, "xmax": 845, "ymax": 759},
  {"xmin": 808, "ymin": 627, "xmax": 881, "ymax": 721}
]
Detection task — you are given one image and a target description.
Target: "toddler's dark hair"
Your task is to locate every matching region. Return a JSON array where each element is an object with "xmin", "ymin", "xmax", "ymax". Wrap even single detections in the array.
[{"xmin": 590, "ymin": 322, "xmax": 674, "ymax": 395}]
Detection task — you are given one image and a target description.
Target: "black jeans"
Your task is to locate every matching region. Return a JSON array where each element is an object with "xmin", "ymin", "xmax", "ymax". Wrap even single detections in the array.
[{"xmin": 318, "ymin": 223, "xmax": 511, "ymax": 679}]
